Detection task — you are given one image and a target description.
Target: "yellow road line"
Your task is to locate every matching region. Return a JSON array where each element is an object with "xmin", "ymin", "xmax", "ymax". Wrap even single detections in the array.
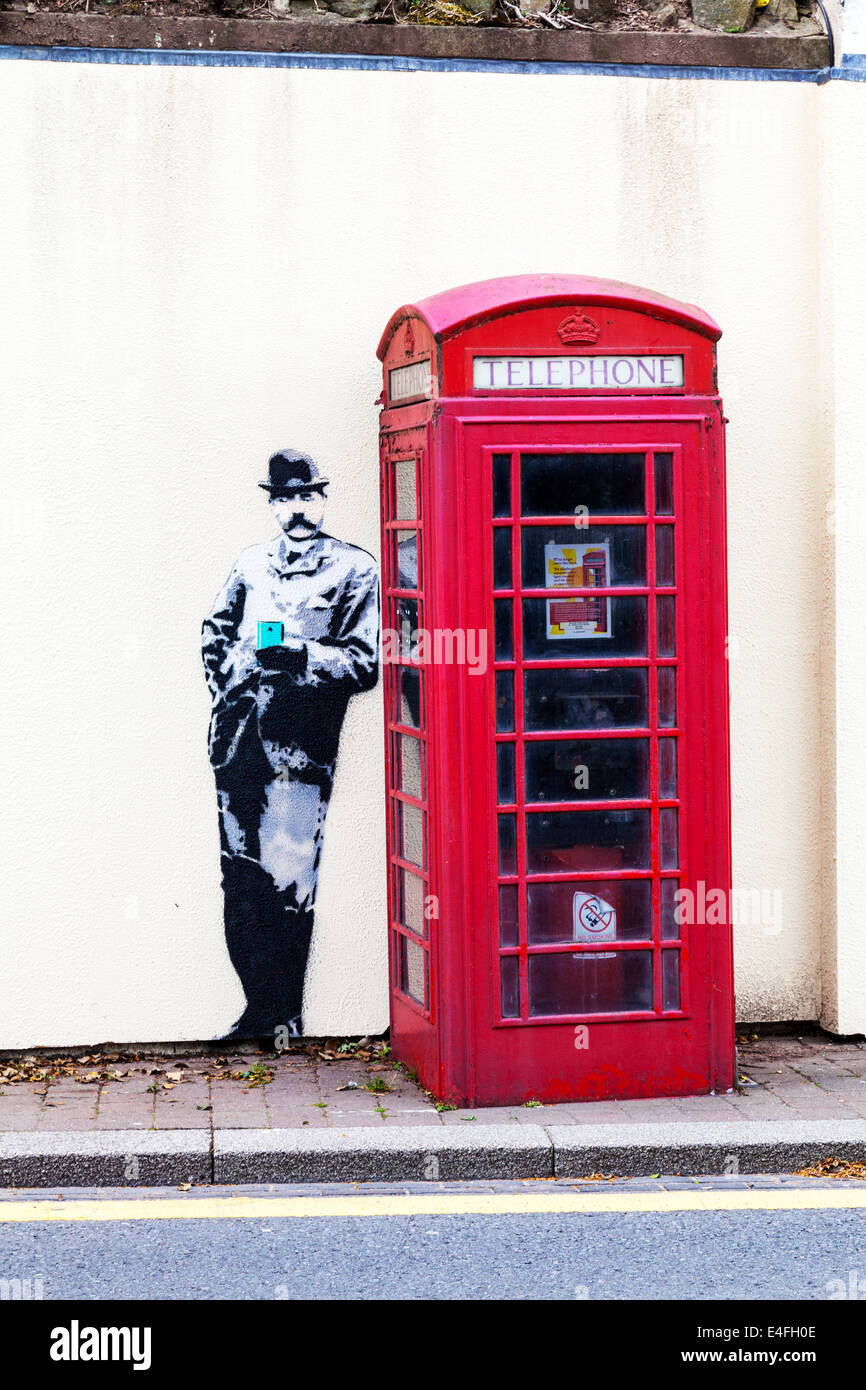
[{"xmin": 1, "ymin": 1188, "xmax": 866, "ymax": 1222}]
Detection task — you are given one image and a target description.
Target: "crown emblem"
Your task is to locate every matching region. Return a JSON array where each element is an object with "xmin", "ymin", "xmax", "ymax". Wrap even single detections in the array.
[
  {"xmin": 557, "ymin": 310, "xmax": 600, "ymax": 345},
  {"xmin": 403, "ymin": 320, "xmax": 416, "ymax": 357}
]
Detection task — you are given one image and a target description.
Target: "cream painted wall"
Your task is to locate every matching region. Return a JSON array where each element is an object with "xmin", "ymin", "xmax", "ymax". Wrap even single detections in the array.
[
  {"xmin": 0, "ymin": 57, "xmax": 846, "ymax": 1044},
  {"xmin": 839, "ymin": 0, "xmax": 866, "ymax": 54},
  {"xmin": 818, "ymin": 80, "xmax": 866, "ymax": 1035}
]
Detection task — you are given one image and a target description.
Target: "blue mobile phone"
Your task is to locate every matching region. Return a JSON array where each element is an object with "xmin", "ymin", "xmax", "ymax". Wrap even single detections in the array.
[{"xmin": 257, "ymin": 621, "xmax": 284, "ymax": 649}]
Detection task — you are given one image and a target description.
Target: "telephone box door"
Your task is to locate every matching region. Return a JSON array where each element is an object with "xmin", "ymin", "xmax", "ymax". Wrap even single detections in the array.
[{"xmin": 448, "ymin": 411, "xmax": 732, "ymax": 1104}]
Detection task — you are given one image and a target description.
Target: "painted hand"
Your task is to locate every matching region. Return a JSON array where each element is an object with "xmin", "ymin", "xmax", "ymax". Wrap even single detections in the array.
[{"xmin": 256, "ymin": 641, "xmax": 306, "ymax": 674}]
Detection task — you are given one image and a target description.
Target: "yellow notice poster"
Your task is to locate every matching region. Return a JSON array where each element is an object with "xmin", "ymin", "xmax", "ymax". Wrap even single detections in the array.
[{"xmin": 544, "ymin": 540, "xmax": 612, "ymax": 639}]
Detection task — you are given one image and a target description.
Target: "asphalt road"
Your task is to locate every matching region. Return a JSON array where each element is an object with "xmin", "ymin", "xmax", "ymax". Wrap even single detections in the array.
[{"xmin": 1, "ymin": 1180, "xmax": 866, "ymax": 1301}]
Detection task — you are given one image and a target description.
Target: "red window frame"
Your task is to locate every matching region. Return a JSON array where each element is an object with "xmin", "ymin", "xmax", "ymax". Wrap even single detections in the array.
[
  {"xmin": 381, "ymin": 437, "xmax": 434, "ymax": 1021},
  {"xmin": 482, "ymin": 442, "xmax": 688, "ymax": 1027}
]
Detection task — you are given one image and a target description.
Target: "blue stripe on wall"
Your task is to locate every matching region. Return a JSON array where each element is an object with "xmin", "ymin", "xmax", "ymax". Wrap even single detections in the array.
[{"xmin": 0, "ymin": 42, "xmax": 863, "ymax": 81}]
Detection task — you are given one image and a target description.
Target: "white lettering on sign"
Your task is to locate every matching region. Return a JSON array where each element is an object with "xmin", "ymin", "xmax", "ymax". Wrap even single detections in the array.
[
  {"xmin": 473, "ymin": 355, "xmax": 685, "ymax": 390},
  {"xmin": 572, "ymin": 891, "xmax": 618, "ymax": 961},
  {"xmin": 390, "ymin": 360, "xmax": 433, "ymax": 402},
  {"xmin": 573, "ymin": 892, "xmax": 617, "ymax": 944}
]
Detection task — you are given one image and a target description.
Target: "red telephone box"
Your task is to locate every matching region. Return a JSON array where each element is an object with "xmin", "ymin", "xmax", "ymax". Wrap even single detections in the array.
[{"xmin": 377, "ymin": 274, "xmax": 734, "ymax": 1106}]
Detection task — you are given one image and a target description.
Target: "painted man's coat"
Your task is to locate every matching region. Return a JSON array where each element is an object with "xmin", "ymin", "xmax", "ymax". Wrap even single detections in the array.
[{"xmin": 202, "ymin": 531, "xmax": 379, "ymax": 1037}]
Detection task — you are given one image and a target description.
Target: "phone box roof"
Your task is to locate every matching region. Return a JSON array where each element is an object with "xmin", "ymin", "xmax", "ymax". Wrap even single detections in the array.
[{"xmin": 377, "ymin": 273, "xmax": 722, "ymax": 362}]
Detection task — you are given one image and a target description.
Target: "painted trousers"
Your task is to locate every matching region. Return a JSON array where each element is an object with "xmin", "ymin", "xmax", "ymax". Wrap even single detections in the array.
[{"xmin": 213, "ymin": 688, "xmax": 333, "ymax": 1039}]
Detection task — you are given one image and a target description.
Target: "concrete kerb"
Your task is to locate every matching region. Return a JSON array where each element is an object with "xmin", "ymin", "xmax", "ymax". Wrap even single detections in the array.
[
  {"xmin": 2, "ymin": 1119, "xmax": 866, "ymax": 1186},
  {"xmin": 0, "ymin": 1131, "xmax": 212, "ymax": 1188},
  {"xmin": 547, "ymin": 1119, "xmax": 866, "ymax": 1177},
  {"xmin": 214, "ymin": 1125, "xmax": 553, "ymax": 1184}
]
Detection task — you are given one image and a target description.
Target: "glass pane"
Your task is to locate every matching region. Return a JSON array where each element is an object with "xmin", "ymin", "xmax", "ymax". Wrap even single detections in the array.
[
  {"xmin": 529, "ymin": 950, "xmax": 653, "ymax": 1016},
  {"xmin": 499, "ymin": 884, "xmax": 519, "ymax": 948},
  {"xmin": 521, "ymin": 526, "xmax": 645, "ymax": 589},
  {"xmin": 521, "ymin": 453, "xmax": 645, "ymax": 517},
  {"xmin": 501, "ymin": 955, "xmax": 520, "ymax": 1018},
  {"xmin": 527, "ymin": 879, "xmax": 652, "ymax": 944},
  {"xmin": 655, "ymin": 525, "xmax": 675, "ymax": 586},
  {"xmin": 661, "ymin": 878, "xmax": 681, "ymax": 940},
  {"xmin": 399, "ymin": 933, "xmax": 426, "ymax": 1006},
  {"xmin": 395, "ymin": 530, "xmax": 419, "ymax": 589},
  {"xmin": 526, "ymin": 809, "xmax": 651, "ymax": 874},
  {"xmin": 495, "ymin": 671, "xmax": 515, "ymax": 732},
  {"xmin": 655, "ymin": 453, "xmax": 674, "ymax": 516},
  {"xmin": 397, "ymin": 868, "xmax": 425, "ymax": 936},
  {"xmin": 657, "ymin": 596, "xmax": 676, "ymax": 657},
  {"xmin": 660, "ymin": 808, "xmax": 679, "ymax": 870},
  {"xmin": 397, "ymin": 800, "xmax": 425, "ymax": 869},
  {"xmin": 493, "ymin": 528, "xmax": 512, "ymax": 589},
  {"xmin": 396, "ymin": 596, "xmax": 418, "ymax": 657},
  {"xmin": 662, "ymin": 950, "xmax": 681, "ymax": 1010},
  {"xmin": 396, "ymin": 734, "xmax": 423, "ymax": 798},
  {"xmin": 397, "ymin": 665, "xmax": 422, "ymax": 730},
  {"xmin": 497, "ymin": 743, "xmax": 516, "ymax": 805},
  {"xmin": 525, "ymin": 738, "xmax": 650, "ymax": 803},
  {"xmin": 395, "ymin": 459, "xmax": 417, "ymax": 520},
  {"xmin": 659, "ymin": 737, "xmax": 677, "ymax": 799},
  {"xmin": 498, "ymin": 815, "xmax": 517, "ymax": 874},
  {"xmin": 494, "ymin": 599, "xmax": 513, "ymax": 661},
  {"xmin": 657, "ymin": 666, "xmax": 676, "ymax": 728},
  {"xmin": 493, "ymin": 453, "xmax": 511, "ymax": 518},
  {"xmin": 525, "ymin": 667, "xmax": 649, "ymax": 732},
  {"xmin": 522, "ymin": 597, "xmax": 647, "ymax": 660}
]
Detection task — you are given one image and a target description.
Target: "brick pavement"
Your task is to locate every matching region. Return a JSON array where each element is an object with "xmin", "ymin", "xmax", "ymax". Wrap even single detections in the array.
[{"xmin": 1, "ymin": 1031, "xmax": 865, "ymax": 1134}]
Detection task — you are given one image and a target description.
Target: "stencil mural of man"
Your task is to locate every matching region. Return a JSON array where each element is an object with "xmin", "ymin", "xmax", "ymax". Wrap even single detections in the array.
[{"xmin": 202, "ymin": 450, "xmax": 379, "ymax": 1040}]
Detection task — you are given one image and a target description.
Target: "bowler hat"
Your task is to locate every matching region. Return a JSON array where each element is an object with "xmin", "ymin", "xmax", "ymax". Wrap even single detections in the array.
[{"xmin": 259, "ymin": 449, "xmax": 329, "ymax": 496}]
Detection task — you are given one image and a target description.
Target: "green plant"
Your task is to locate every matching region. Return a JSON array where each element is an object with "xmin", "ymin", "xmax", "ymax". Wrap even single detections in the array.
[
  {"xmin": 435, "ymin": 1101, "xmax": 457, "ymax": 1112},
  {"xmin": 365, "ymin": 1075, "xmax": 393, "ymax": 1094},
  {"xmin": 244, "ymin": 1062, "xmax": 274, "ymax": 1088}
]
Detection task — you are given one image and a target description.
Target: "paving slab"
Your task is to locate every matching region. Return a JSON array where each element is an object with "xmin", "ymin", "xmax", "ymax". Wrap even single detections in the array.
[
  {"xmin": 260, "ymin": 1106, "xmax": 330, "ymax": 1129},
  {"xmin": 152, "ymin": 1101, "xmax": 212, "ymax": 1130},
  {"xmin": 722, "ymin": 1092, "xmax": 798, "ymax": 1120},
  {"xmin": 335, "ymin": 1110, "xmax": 445, "ymax": 1128},
  {"xmin": 208, "ymin": 1081, "xmax": 269, "ymax": 1129},
  {"xmin": 93, "ymin": 1102, "xmax": 155, "ymax": 1132},
  {"xmin": 0, "ymin": 1102, "xmax": 46, "ymax": 1132},
  {"xmin": 35, "ymin": 1102, "xmax": 100, "ymax": 1132}
]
